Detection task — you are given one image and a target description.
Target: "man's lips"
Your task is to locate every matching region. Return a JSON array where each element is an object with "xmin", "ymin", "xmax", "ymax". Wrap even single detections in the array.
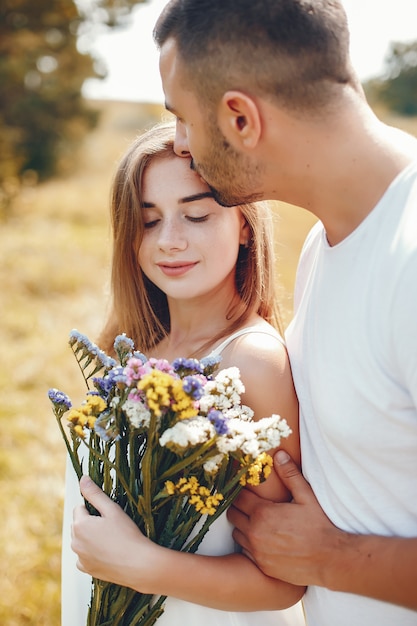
[{"xmin": 157, "ymin": 261, "xmax": 198, "ymax": 277}]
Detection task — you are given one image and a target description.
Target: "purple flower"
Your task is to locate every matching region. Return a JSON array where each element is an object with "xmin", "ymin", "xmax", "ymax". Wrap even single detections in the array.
[
  {"xmin": 69, "ymin": 329, "xmax": 92, "ymax": 349},
  {"xmin": 208, "ymin": 409, "xmax": 229, "ymax": 435},
  {"xmin": 48, "ymin": 388, "xmax": 72, "ymax": 409},
  {"xmin": 133, "ymin": 351, "xmax": 147, "ymax": 363},
  {"xmin": 172, "ymin": 357, "xmax": 204, "ymax": 376},
  {"xmin": 182, "ymin": 375, "xmax": 204, "ymax": 400},
  {"xmin": 114, "ymin": 334, "xmax": 135, "ymax": 352},
  {"xmin": 107, "ymin": 366, "xmax": 127, "ymax": 386},
  {"xmin": 114, "ymin": 334, "xmax": 136, "ymax": 364},
  {"xmin": 69, "ymin": 329, "xmax": 116, "ymax": 371},
  {"xmin": 92, "ymin": 376, "xmax": 114, "ymax": 396},
  {"xmin": 200, "ymin": 355, "xmax": 222, "ymax": 378}
]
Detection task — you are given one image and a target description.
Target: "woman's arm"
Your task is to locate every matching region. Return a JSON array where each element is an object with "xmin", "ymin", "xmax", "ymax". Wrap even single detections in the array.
[
  {"xmin": 225, "ymin": 332, "xmax": 300, "ymax": 503},
  {"xmin": 73, "ymin": 476, "xmax": 303, "ymax": 610}
]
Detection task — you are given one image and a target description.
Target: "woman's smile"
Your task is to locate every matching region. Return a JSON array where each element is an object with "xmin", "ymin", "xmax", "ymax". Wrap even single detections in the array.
[{"xmin": 157, "ymin": 261, "xmax": 199, "ymax": 277}]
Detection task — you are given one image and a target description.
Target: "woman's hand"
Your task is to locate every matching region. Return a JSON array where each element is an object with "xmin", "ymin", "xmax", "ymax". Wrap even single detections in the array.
[{"xmin": 71, "ymin": 476, "xmax": 157, "ymax": 591}]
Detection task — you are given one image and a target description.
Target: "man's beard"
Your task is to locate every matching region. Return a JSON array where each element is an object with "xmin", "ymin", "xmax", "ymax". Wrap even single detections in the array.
[{"xmin": 190, "ymin": 123, "xmax": 264, "ymax": 208}]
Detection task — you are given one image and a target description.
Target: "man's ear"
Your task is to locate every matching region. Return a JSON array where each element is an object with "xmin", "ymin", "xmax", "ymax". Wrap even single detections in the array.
[{"xmin": 218, "ymin": 91, "xmax": 262, "ymax": 150}]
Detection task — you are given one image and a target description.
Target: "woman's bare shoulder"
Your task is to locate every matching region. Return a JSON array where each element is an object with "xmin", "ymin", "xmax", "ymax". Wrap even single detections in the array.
[{"xmin": 219, "ymin": 322, "xmax": 289, "ymax": 377}]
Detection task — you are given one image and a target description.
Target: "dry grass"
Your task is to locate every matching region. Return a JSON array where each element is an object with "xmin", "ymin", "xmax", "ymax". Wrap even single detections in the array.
[{"xmin": 1, "ymin": 99, "xmax": 414, "ymax": 626}]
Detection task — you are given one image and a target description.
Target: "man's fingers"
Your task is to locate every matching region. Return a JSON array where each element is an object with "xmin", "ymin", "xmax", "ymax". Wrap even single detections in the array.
[
  {"xmin": 228, "ymin": 487, "xmax": 261, "ymax": 517},
  {"xmin": 274, "ymin": 450, "xmax": 314, "ymax": 504}
]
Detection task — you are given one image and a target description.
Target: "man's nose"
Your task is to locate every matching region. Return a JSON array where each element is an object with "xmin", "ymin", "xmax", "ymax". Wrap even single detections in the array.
[{"xmin": 173, "ymin": 121, "xmax": 190, "ymax": 157}]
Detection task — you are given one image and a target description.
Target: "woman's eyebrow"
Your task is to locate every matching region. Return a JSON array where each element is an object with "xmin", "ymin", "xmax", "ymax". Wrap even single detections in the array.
[
  {"xmin": 180, "ymin": 192, "xmax": 214, "ymax": 204},
  {"xmin": 141, "ymin": 192, "xmax": 214, "ymax": 209}
]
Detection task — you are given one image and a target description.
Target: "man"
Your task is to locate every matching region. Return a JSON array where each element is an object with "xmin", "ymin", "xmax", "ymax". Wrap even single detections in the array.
[{"xmin": 153, "ymin": 1, "xmax": 417, "ymax": 624}]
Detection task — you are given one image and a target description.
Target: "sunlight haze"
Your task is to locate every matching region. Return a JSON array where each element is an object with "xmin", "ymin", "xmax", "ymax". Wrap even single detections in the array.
[{"xmin": 82, "ymin": 0, "xmax": 417, "ymax": 103}]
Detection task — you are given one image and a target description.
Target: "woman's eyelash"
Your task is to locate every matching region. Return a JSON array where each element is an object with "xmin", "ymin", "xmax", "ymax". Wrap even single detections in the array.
[
  {"xmin": 144, "ymin": 215, "xmax": 209, "ymax": 228},
  {"xmin": 187, "ymin": 214, "xmax": 209, "ymax": 223},
  {"xmin": 144, "ymin": 219, "xmax": 159, "ymax": 229}
]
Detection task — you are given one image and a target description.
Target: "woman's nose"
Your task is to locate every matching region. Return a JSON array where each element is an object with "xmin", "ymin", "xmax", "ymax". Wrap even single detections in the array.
[{"xmin": 158, "ymin": 220, "xmax": 187, "ymax": 252}]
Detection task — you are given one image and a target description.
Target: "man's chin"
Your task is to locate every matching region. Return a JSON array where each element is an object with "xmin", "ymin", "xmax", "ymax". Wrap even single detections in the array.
[
  {"xmin": 209, "ymin": 185, "xmax": 243, "ymax": 207},
  {"xmin": 209, "ymin": 184, "xmax": 263, "ymax": 208},
  {"xmin": 190, "ymin": 159, "xmax": 260, "ymax": 206}
]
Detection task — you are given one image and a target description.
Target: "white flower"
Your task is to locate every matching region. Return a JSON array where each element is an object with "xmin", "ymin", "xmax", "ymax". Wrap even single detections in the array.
[
  {"xmin": 159, "ymin": 416, "xmax": 216, "ymax": 452},
  {"xmin": 123, "ymin": 398, "xmax": 151, "ymax": 428},
  {"xmin": 201, "ymin": 367, "xmax": 245, "ymax": 412},
  {"xmin": 223, "ymin": 405, "xmax": 254, "ymax": 421},
  {"xmin": 254, "ymin": 415, "xmax": 292, "ymax": 451},
  {"xmin": 215, "ymin": 414, "xmax": 292, "ymax": 460},
  {"xmin": 203, "ymin": 453, "xmax": 225, "ymax": 475},
  {"xmin": 215, "ymin": 366, "xmax": 244, "ymax": 389}
]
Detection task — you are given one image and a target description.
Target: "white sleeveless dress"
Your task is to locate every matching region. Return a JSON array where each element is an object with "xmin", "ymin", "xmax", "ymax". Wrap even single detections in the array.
[{"xmin": 61, "ymin": 327, "xmax": 306, "ymax": 625}]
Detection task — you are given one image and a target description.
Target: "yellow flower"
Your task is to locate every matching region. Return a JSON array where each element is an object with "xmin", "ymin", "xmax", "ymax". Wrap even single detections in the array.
[
  {"xmin": 86, "ymin": 415, "xmax": 97, "ymax": 429},
  {"xmin": 165, "ymin": 481, "xmax": 176, "ymax": 495},
  {"xmin": 164, "ymin": 477, "xmax": 224, "ymax": 515},
  {"xmin": 86, "ymin": 395, "xmax": 107, "ymax": 414},
  {"xmin": 66, "ymin": 395, "xmax": 105, "ymax": 436},
  {"xmin": 74, "ymin": 424, "xmax": 85, "ymax": 438},
  {"xmin": 240, "ymin": 452, "xmax": 273, "ymax": 486},
  {"xmin": 137, "ymin": 370, "xmax": 174, "ymax": 416},
  {"xmin": 171, "ymin": 379, "xmax": 198, "ymax": 420},
  {"xmin": 137, "ymin": 371, "xmax": 198, "ymax": 420},
  {"xmin": 67, "ymin": 408, "xmax": 86, "ymax": 425}
]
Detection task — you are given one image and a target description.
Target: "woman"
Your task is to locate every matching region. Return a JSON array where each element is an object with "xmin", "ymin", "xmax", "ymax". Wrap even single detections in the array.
[{"xmin": 64, "ymin": 121, "xmax": 305, "ymax": 625}]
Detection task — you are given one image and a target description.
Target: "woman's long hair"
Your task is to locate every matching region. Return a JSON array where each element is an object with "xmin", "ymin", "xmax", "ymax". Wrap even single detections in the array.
[{"xmin": 98, "ymin": 121, "xmax": 282, "ymax": 356}]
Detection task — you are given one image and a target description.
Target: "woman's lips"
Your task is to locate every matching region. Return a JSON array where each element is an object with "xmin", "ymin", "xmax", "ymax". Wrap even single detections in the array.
[{"xmin": 157, "ymin": 262, "xmax": 198, "ymax": 277}]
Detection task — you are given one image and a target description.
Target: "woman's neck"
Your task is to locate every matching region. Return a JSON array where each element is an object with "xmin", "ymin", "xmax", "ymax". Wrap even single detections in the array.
[{"xmin": 149, "ymin": 299, "xmax": 260, "ymax": 361}]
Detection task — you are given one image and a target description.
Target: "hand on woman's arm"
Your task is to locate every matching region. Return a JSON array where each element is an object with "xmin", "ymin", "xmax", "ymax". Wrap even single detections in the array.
[{"xmin": 228, "ymin": 450, "xmax": 417, "ymax": 611}]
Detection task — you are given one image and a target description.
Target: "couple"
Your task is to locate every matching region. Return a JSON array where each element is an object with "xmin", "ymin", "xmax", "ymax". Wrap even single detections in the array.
[{"xmin": 66, "ymin": 1, "xmax": 417, "ymax": 625}]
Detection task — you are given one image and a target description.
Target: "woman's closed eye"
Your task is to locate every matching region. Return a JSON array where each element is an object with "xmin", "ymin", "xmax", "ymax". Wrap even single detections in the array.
[
  {"xmin": 186, "ymin": 214, "xmax": 209, "ymax": 223},
  {"xmin": 143, "ymin": 219, "xmax": 160, "ymax": 229},
  {"xmin": 144, "ymin": 214, "xmax": 210, "ymax": 229}
]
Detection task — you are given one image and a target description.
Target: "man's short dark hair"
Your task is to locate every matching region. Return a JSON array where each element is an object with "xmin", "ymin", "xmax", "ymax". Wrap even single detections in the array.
[{"xmin": 154, "ymin": 0, "xmax": 356, "ymax": 113}]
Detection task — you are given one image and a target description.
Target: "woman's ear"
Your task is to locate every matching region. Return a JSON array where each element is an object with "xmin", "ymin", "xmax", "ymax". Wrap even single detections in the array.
[
  {"xmin": 218, "ymin": 91, "xmax": 262, "ymax": 150},
  {"xmin": 239, "ymin": 217, "xmax": 251, "ymax": 246}
]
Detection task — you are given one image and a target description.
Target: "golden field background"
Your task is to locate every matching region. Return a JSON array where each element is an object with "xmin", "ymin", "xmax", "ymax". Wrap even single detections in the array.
[{"xmin": 0, "ymin": 99, "xmax": 414, "ymax": 625}]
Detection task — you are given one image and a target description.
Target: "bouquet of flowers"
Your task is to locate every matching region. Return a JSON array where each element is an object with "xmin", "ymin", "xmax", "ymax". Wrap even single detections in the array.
[{"xmin": 49, "ymin": 330, "xmax": 292, "ymax": 626}]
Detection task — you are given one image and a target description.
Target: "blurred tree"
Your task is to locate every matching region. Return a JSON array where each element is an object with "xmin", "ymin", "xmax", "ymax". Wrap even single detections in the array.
[
  {"xmin": 0, "ymin": 0, "xmax": 147, "ymax": 214},
  {"xmin": 365, "ymin": 40, "xmax": 417, "ymax": 117}
]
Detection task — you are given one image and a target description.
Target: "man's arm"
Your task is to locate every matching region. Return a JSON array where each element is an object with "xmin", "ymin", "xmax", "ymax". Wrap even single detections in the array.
[{"xmin": 227, "ymin": 450, "xmax": 417, "ymax": 611}]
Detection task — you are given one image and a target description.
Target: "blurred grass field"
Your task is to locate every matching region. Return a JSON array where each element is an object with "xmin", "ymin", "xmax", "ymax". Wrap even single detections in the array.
[{"xmin": 0, "ymin": 99, "xmax": 414, "ymax": 626}]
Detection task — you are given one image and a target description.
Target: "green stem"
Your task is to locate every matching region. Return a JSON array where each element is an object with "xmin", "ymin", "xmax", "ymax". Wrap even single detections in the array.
[
  {"xmin": 158, "ymin": 439, "xmax": 218, "ymax": 482},
  {"xmin": 140, "ymin": 413, "xmax": 157, "ymax": 539},
  {"xmin": 55, "ymin": 412, "xmax": 83, "ymax": 480}
]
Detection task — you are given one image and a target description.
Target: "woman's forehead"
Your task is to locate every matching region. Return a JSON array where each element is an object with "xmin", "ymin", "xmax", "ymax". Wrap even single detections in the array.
[{"xmin": 145, "ymin": 154, "xmax": 210, "ymax": 192}]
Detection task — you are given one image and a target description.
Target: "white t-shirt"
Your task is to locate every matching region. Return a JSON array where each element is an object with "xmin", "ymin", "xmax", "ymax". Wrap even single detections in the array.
[{"xmin": 285, "ymin": 161, "xmax": 417, "ymax": 625}]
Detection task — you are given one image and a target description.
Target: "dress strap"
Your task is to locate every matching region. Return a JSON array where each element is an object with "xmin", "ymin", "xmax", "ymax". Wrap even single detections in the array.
[{"xmin": 207, "ymin": 325, "xmax": 285, "ymax": 357}]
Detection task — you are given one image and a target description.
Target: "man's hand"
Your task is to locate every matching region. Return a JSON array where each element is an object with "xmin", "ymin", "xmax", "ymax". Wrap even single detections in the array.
[{"xmin": 227, "ymin": 450, "xmax": 342, "ymax": 587}]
